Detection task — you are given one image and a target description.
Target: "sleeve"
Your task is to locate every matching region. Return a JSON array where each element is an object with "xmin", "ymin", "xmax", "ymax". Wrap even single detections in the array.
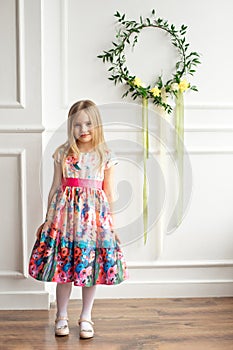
[
  {"xmin": 52, "ymin": 147, "xmax": 63, "ymax": 164},
  {"xmin": 104, "ymin": 149, "xmax": 119, "ymax": 170}
]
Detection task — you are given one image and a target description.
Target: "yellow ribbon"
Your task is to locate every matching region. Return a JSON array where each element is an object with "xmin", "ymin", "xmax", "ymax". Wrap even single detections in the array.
[
  {"xmin": 175, "ymin": 90, "xmax": 184, "ymax": 226},
  {"xmin": 142, "ymin": 97, "xmax": 149, "ymax": 244}
]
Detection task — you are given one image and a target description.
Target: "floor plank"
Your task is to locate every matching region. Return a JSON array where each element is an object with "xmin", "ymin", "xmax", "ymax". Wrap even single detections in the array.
[{"xmin": 0, "ymin": 298, "xmax": 232, "ymax": 349}]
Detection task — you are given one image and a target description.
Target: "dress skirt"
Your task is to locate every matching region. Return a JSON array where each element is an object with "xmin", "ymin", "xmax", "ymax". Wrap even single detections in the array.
[{"xmin": 29, "ymin": 177, "xmax": 129, "ymax": 286}]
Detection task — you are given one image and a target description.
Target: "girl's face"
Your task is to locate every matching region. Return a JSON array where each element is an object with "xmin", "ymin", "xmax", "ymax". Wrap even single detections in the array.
[{"xmin": 73, "ymin": 111, "xmax": 93, "ymax": 146}]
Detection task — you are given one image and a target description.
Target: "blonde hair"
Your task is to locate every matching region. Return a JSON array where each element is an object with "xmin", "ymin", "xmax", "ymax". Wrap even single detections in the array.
[{"xmin": 54, "ymin": 100, "xmax": 108, "ymax": 176}]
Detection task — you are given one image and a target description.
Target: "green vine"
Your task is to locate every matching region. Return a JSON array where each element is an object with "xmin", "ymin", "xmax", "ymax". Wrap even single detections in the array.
[{"xmin": 98, "ymin": 9, "xmax": 201, "ymax": 113}]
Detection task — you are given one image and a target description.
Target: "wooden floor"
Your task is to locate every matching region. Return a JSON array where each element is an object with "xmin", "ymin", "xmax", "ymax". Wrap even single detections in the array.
[{"xmin": 0, "ymin": 298, "xmax": 233, "ymax": 350}]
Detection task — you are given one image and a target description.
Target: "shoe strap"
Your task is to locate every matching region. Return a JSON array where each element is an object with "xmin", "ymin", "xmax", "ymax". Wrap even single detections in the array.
[
  {"xmin": 55, "ymin": 316, "xmax": 69, "ymax": 323},
  {"xmin": 78, "ymin": 319, "xmax": 94, "ymax": 326}
]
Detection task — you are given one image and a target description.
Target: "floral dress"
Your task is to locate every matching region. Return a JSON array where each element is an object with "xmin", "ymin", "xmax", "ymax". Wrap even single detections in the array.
[{"xmin": 29, "ymin": 147, "xmax": 129, "ymax": 286}]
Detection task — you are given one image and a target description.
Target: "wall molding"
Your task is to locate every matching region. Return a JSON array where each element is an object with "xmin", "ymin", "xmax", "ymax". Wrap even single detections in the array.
[
  {"xmin": 185, "ymin": 103, "xmax": 233, "ymax": 110},
  {"xmin": 0, "ymin": 125, "xmax": 45, "ymax": 133},
  {"xmin": 0, "ymin": 271, "xmax": 26, "ymax": 277},
  {"xmin": 43, "ymin": 125, "xmax": 233, "ymax": 134},
  {"xmin": 185, "ymin": 127, "xmax": 233, "ymax": 132},
  {"xmin": 0, "ymin": 102, "xmax": 25, "ymax": 109},
  {"xmin": 188, "ymin": 150, "xmax": 233, "ymax": 155},
  {"xmin": 125, "ymin": 279, "xmax": 233, "ymax": 285},
  {"xmin": 0, "ymin": 0, "xmax": 25, "ymax": 109},
  {"xmin": 127, "ymin": 259, "xmax": 233, "ymax": 269},
  {"xmin": 19, "ymin": 148, "xmax": 28, "ymax": 277},
  {"xmin": 37, "ymin": 130, "xmax": 233, "ymax": 155},
  {"xmin": 15, "ymin": 0, "xmax": 25, "ymax": 107},
  {"xmin": 60, "ymin": 0, "xmax": 68, "ymax": 109},
  {"xmin": 100, "ymin": 101, "xmax": 233, "ymax": 111},
  {"xmin": 0, "ymin": 149, "xmax": 28, "ymax": 278},
  {"xmin": 74, "ymin": 279, "xmax": 233, "ymax": 298}
]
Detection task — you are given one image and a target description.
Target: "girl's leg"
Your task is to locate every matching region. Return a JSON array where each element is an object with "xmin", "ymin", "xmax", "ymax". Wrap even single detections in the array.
[
  {"xmin": 79, "ymin": 286, "xmax": 96, "ymax": 330},
  {"xmin": 56, "ymin": 282, "xmax": 72, "ymax": 328}
]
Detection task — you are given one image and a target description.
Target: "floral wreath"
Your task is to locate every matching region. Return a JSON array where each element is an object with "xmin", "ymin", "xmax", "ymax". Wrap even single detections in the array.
[{"xmin": 98, "ymin": 9, "xmax": 201, "ymax": 113}]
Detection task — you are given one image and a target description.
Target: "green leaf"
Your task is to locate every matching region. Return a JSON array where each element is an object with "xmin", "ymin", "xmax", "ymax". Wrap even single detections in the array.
[
  {"xmin": 114, "ymin": 11, "xmax": 121, "ymax": 18},
  {"xmin": 193, "ymin": 58, "xmax": 201, "ymax": 64}
]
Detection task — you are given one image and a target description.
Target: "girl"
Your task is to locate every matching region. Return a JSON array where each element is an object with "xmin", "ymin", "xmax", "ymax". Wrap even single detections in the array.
[{"xmin": 29, "ymin": 100, "xmax": 129, "ymax": 339}]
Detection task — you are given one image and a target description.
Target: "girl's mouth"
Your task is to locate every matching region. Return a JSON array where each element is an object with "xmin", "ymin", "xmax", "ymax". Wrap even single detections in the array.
[{"xmin": 80, "ymin": 134, "xmax": 90, "ymax": 138}]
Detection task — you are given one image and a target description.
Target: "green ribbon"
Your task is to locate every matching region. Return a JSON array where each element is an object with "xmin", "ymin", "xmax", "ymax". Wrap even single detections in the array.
[
  {"xmin": 175, "ymin": 90, "xmax": 184, "ymax": 226},
  {"xmin": 142, "ymin": 97, "xmax": 149, "ymax": 244}
]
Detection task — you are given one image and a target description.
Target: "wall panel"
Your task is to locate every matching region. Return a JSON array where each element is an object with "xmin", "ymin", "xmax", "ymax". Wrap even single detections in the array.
[{"xmin": 0, "ymin": 0, "xmax": 49, "ymax": 309}]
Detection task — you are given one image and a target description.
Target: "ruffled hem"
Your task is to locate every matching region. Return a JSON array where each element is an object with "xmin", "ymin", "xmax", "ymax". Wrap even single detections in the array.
[
  {"xmin": 29, "ymin": 240, "xmax": 129, "ymax": 286},
  {"xmin": 29, "ymin": 274, "xmax": 128, "ymax": 287}
]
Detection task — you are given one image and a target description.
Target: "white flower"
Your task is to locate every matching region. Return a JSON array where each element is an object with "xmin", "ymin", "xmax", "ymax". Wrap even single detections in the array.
[{"xmin": 171, "ymin": 83, "xmax": 179, "ymax": 91}]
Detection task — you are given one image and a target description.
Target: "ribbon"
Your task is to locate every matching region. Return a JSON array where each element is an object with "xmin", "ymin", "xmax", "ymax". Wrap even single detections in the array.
[
  {"xmin": 158, "ymin": 88, "xmax": 168, "ymax": 254},
  {"xmin": 142, "ymin": 97, "xmax": 149, "ymax": 244},
  {"xmin": 141, "ymin": 90, "xmax": 184, "ymax": 243},
  {"xmin": 175, "ymin": 90, "xmax": 184, "ymax": 226}
]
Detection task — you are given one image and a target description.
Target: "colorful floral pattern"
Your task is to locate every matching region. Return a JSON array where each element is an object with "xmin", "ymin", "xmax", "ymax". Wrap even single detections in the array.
[
  {"xmin": 29, "ymin": 149, "xmax": 129, "ymax": 286},
  {"xmin": 57, "ymin": 148, "xmax": 118, "ymax": 180}
]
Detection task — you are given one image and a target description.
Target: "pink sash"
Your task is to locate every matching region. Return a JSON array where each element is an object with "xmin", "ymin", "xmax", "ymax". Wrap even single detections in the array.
[{"xmin": 62, "ymin": 177, "xmax": 103, "ymax": 191}]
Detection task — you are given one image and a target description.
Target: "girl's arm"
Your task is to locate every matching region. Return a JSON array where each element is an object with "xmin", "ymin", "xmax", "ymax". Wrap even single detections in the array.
[
  {"xmin": 36, "ymin": 160, "xmax": 62, "ymax": 239},
  {"xmin": 46, "ymin": 160, "xmax": 63, "ymax": 212},
  {"xmin": 103, "ymin": 166, "xmax": 121, "ymax": 243}
]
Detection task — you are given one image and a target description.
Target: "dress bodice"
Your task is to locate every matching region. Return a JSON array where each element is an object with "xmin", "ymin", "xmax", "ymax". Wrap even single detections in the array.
[{"xmin": 52, "ymin": 147, "xmax": 118, "ymax": 181}]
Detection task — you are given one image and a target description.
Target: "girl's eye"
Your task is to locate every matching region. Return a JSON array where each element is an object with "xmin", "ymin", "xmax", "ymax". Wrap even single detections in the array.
[
  {"xmin": 74, "ymin": 123, "xmax": 81, "ymax": 127},
  {"xmin": 87, "ymin": 122, "xmax": 92, "ymax": 126}
]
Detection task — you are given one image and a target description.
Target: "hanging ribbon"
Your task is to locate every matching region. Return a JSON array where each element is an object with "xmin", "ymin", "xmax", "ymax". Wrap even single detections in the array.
[
  {"xmin": 175, "ymin": 90, "xmax": 184, "ymax": 226},
  {"xmin": 142, "ymin": 97, "xmax": 149, "ymax": 244},
  {"xmin": 158, "ymin": 88, "xmax": 169, "ymax": 254}
]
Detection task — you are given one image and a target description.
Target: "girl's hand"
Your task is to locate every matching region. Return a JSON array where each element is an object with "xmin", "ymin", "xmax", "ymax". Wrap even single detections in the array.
[
  {"xmin": 36, "ymin": 222, "xmax": 45, "ymax": 240},
  {"xmin": 112, "ymin": 230, "xmax": 121, "ymax": 244},
  {"xmin": 115, "ymin": 233, "xmax": 121, "ymax": 244}
]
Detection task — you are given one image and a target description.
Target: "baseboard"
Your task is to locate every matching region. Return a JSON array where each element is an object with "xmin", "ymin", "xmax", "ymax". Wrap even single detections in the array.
[
  {"xmin": 0, "ymin": 291, "xmax": 50, "ymax": 310},
  {"xmin": 69, "ymin": 280, "xmax": 233, "ymax": 299},
  {"xmin": 1, "ymin": 281, "xmax": 231, "ymax": 310}
]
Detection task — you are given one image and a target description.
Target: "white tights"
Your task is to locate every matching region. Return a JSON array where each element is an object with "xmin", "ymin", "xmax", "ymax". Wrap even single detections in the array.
[{"xmin": 56, "ymin": 283, "xmax": 96, "ymax": 329}]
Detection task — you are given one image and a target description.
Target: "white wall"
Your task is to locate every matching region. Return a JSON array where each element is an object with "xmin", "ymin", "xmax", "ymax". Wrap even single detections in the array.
[
  {"xmin": 42, "ymin": 0, "xmax": 233, "ymax": 300},
  {"xmin": 0, "ymin": 0, "xmax": 232, "ymax": 309}
]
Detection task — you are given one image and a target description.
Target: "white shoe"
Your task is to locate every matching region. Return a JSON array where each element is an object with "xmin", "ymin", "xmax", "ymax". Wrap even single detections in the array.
[
  {"xmin": 55, "ymin": 316, "xmax": 69, "ymax": 336},
  {"xmin": 78, "ymin": 319, "xmax": 94, "ymax": 339}
]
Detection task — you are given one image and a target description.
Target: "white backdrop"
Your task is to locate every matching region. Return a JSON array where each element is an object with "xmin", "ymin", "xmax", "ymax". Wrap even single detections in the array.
[{"xmin": 0, "ymin": 0, "xmax": 233, "ymax": 309}]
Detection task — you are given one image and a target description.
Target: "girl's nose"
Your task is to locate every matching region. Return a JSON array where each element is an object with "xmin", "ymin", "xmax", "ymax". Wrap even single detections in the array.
[{"xmin": 81, "ymin": 124, "xmax": 88, "ymax": 133}]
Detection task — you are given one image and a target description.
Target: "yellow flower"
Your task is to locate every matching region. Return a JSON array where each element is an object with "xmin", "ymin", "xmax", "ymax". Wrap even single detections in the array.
[
  {"xmin": 150, "ymin": 86, "xmax": 161, "ymax": 97},
  {"xmin": 178, "ymin": 79, "xmax": 190, "ymax": 92},
  {"xmin": 133, "ymin": 77, "xmax": 142, "ymax": 87}
]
